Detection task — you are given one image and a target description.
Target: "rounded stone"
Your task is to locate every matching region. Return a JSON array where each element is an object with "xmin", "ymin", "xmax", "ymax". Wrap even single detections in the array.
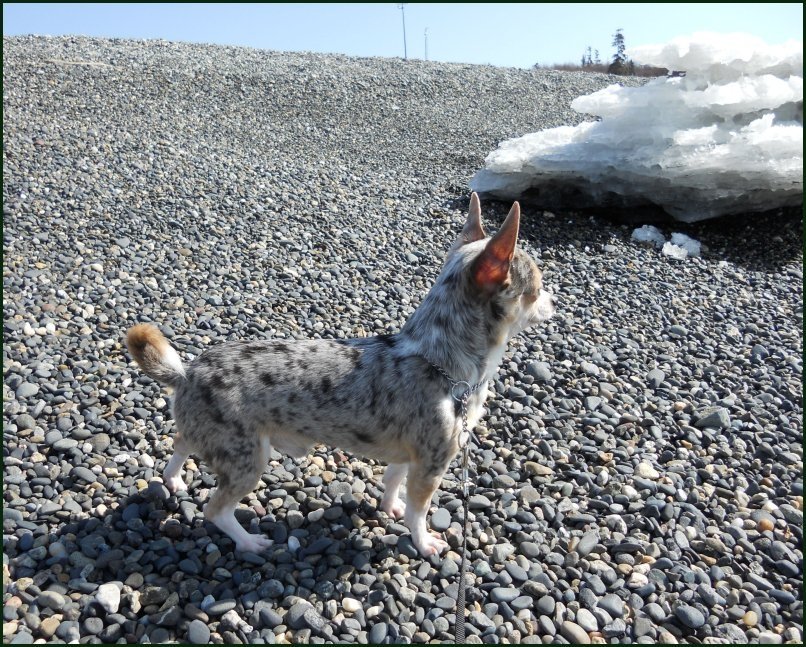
[
  {"xmin": 37, "ymin": 591, "xmax": 66, "ymax": 611},
  {"xmin": 430, "ymin": 508, "xmax": 451, "ymax": 532},
  {"xmin": 369, "ymin": 622, "xmax": 388, "ymax": 643},
  {"xmin": 82, "ymin": 617, "xmax": 104, "ymax": 635},
  {"xmin": 536, "ymin": 595, "xmax": 555, "ymax": 616},
  {"xmin": 560, "ymin": 621, "xmax": 591, "ymax": 644},
  {"xmin": 14, "ymin": 414, "xmax": 36, "ymax": 430},
  {"xmin": 598, "ymin": 594, "xmax": 624, "ymax": 618},
  {"xmin": 576, "ymin": 608, "xmax": 598, "ymax": 632},
  {"xmin": 187, "ymin": 619, "xmax": 211, "ymax": 644},
  {"xmin": 205, "ymin": 599, "xmax": 237, "ymax": 616},
  {"xmin": 527, "ymin": 362, "xmax": 552, "ymax": 382},
  {"xmin": 674, "ymin": 604, "xmax": 706, "ymax": 629},
  {"xmin": 96, "ymin": 583, "xmax": 121, "ymax": 614},
  {"xmin": 15, "ymin": 383, "xmax": 39, "ymax": 399},
  {"xmin": 576, "ymin": 530, "xmax": 599, "ymax": 557}
]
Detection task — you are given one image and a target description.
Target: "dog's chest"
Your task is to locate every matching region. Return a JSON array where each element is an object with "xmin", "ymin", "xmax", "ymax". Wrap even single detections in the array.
[
  {"xmin": 442, "ymin": 389, "xmax": 488, "ymax": 446},
  {"xmin": 466, "ymin": 391, "xmax": 488, "ymax": 431}
]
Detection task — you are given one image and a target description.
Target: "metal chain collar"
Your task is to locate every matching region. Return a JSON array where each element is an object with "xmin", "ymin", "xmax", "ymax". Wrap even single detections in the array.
[{"xmin": 426, "ymin": 362, "xmax": 487, "ymax": 432}]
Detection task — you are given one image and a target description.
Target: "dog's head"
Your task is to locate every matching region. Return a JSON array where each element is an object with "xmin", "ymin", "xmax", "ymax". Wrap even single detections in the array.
[{"xmin": 447, "ymin": 193, "xmax": 555, "ymax": 340}]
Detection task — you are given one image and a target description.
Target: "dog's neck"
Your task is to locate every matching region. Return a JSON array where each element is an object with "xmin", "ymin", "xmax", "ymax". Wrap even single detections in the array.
[{"xmin": 398, "ymin": 257, "xmax": 509, "ymax": 386}]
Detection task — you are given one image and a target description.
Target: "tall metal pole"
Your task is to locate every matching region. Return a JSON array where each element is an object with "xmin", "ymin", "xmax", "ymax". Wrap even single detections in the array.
[
  {"xmin": 398, "ymin": 4, "xmax": 407, "ymax": 60},
  {"xmin": 424, "ymin": 28, "xmax": 428, "ymax": 61}
]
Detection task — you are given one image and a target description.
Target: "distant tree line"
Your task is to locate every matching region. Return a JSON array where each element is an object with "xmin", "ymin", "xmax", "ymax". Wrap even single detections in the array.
[{"xmin": 534, "ymin": 28, "xmax": 667, "ymax": 77}]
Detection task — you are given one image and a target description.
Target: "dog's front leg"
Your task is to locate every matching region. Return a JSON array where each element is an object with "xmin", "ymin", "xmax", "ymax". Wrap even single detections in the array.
[
  {"xmin": 380, "ymin": 463, "xmax": 408, "ymax": 519},
  {"xmin": 404, "ymin": 459, "xmax": 450, "ymax": 557}
]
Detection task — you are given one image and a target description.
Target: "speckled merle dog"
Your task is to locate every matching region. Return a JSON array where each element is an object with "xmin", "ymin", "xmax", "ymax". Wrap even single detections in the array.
[{"xmin": 126, "ymin": 194, "xmax": 555, "ymax": 556}]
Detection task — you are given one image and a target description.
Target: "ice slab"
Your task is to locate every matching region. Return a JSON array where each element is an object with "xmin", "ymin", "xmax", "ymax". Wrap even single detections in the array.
[{"xmin": 471, "ymin": 33, "xmax": 803, "ymax": 222}]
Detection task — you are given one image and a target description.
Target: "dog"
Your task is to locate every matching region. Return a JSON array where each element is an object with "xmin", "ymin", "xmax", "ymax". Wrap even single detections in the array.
[{"xmin": 126, "ymin": 193, "xmax": 555, "ymax": 557}]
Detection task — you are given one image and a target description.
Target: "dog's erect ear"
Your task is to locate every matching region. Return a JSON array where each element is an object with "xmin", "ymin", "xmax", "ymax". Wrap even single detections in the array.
[
  {"xmin": 471, "ymin": 202, "xmax": 520, "ymax": 292},
  {"xmin": 461, "ymin": 192, "xmax": 486, "ymax": 244},
  {"xmin": 450, "ymin": 193, "xmax": 486, "ymax": 254}
]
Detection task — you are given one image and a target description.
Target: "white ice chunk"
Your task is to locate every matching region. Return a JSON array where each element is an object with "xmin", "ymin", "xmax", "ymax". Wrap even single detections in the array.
[
  {"xmin": 670, "ymin": 232, "xmax": 701, "ymax": 257},
  {"xmin": 471, "ymin": 33, "xmax": 803, "ymax": 222},
  {"xmin": 662, "ymin": 242, "xmax": 689, "ymax": 260},
  {"xmin": 631, "ymin": 225, "xmax": 667, "ymax": 248}
]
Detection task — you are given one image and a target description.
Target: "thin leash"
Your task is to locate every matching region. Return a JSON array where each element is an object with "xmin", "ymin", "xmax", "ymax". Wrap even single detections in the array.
[{"xmin": 425, "ymin": 360, "xmax": 486, "ymax": 644}]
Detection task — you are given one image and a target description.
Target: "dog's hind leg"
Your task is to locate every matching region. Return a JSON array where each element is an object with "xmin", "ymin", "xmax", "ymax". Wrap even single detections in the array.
[
  {"xmin": 204, "ymin": 433, "xmax": 273, "ymax": 553},
  {"xmin": 163, "ymin": 434, "xmax": 190, "ymax": 493},
  {"xmin": 380, "ymin": 463, "xmax": 408, "ymax": 520}
]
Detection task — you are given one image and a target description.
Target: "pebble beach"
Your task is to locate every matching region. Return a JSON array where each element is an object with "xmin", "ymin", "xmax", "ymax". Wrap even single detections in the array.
[{"xmin": 3, "ymin": 36, "xmax": 803, "ymax": 644}]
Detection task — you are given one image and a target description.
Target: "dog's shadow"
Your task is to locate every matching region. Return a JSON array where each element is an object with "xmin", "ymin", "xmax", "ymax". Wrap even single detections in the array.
[{"xmin": 5, "ymin": 460, "xmax": 452, "ymax": 643}]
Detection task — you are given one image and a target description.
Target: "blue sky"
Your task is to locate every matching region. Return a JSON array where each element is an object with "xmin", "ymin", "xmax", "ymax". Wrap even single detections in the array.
[{"xmin": 4, "ymin": 3, "xmax": 803, "ymax": 69}]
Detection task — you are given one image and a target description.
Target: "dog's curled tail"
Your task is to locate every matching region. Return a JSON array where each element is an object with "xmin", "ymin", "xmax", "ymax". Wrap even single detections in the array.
[{"xmin": 126, "ymin": 323, "xmax": 187, "ymax": 388}]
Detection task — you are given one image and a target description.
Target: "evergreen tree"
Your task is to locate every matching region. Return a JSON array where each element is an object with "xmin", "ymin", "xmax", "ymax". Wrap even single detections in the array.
[
  {"xmin": 612, "ymin": 29, "xmax": 626, "ymax": 65},
  {"xmin": 609, "ymin": 28, "xmax": 628, "ymax": 75}
]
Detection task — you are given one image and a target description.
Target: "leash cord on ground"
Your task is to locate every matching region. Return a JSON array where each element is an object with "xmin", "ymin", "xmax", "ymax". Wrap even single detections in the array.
[{"xmin": 455, "ymin": 441, "xmax": 471, "ymax": 643}]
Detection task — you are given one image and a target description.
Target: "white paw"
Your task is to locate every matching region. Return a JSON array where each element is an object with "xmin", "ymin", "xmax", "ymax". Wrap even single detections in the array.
[
  {"xmin": 164, "ymin": 475, "xmax": 186, "ymax": 493},
  {"xmin": 235, "ymin": 534, "xmax": 274, "ymax": 553},
  {"xmin": 380, "ymin": 496, "xmax": 405, "ymax": 520},
  {"xmin": 414, "ymin": 533, "xmax": 448, "ymax": 557}
]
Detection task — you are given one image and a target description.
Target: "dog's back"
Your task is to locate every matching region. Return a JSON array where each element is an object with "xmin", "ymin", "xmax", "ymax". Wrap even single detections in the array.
[{"xmin": 171, "ymin": 336, "xmax": 451, "ymax": 467}]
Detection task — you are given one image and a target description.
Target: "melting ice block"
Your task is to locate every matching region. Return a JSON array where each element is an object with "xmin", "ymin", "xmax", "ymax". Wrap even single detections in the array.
[
  {"xmin": 669, "ymin": 233, "xmax": 701, "ymax": 257},
  {"xmin": 471, "ymin": 33, "xmax": 803, "ymax": 222},
  {"xmin": 631, "ymin": 225, "xmax": 666, "ymax": 248}
]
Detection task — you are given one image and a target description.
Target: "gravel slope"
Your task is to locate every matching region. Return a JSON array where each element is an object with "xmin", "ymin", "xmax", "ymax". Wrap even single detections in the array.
[{"xmin": 3, "ymin": 36, "xmax": 803, "ymax": 645}]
